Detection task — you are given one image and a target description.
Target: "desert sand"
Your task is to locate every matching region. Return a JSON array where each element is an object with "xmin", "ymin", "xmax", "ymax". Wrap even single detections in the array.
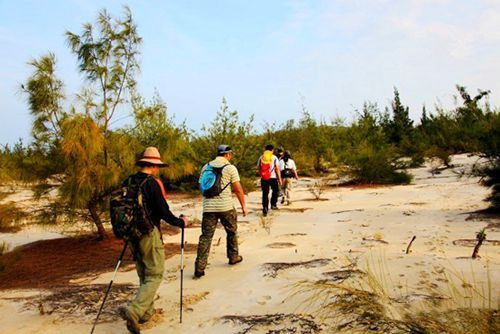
[{"xmin": 0, "ymin": 154, "xmax": 498, "ymax": 333}]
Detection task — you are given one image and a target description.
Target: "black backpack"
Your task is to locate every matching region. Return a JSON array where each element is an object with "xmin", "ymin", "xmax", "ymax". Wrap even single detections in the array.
[
  {"xmin": 200, "ymin": 163, "xmax": 230, "ymax": 198},
  {"xmin": 282, "ymin": 160, "xmax": 295, "ymax": 178},
  {"xmin": 110, "ymin": 176, "xmax": 155, "ymax": 241}
]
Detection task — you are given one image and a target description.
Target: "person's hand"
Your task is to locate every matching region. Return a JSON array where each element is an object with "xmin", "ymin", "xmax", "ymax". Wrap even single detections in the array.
[
  {"xmin": 180, "ymin": 214, "xmax": 190, "ymax": 228},
  {"xmin": 278, "ymin": 179, "xmax": 283, "ymax": 187},
  {"xmin": 241, "ymin": 206, "xmax": 249, "ymax": 217}
]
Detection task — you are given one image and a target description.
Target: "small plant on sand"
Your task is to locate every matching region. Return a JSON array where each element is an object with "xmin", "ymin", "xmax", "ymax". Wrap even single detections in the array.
[
  {"xmin": 472, "ymin": 228, "xmax": 487, "ymax": 259},
  {"xmin": 308, "ymin": 180, "xmax": 326, "ymax": 200},
  {"xmin": 259, "ymin": 215, "xmax": 272, "ymax": 235},
  {"xmin": 374, "ymin": 231, "xmax": 383, "ymax": 241}
]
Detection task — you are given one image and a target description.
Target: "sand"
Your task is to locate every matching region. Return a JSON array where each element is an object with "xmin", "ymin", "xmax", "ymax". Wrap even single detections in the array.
[{"xmin": 0, "ymin": 154, "xmax": 498, "ymax": 333}]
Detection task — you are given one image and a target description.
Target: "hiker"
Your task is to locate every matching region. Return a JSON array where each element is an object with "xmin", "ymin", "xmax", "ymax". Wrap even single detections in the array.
[
  {"xmin": 194, "ymin": 145, "xmax": 248, "ymax": 278},
  {"xmin": 276, "ymin": 147, "xmax": 284, "ymax": 159},
  {"xmin": 118, "ymin": 147, "xmax": 190, "ymax": 334},
  {"xmin": 258, "ymin": 144, "xmax": 282, "ymax": 216},
  {"xmin": 280, "ymin": 150, "xmax": 299, "ymax": 205}
]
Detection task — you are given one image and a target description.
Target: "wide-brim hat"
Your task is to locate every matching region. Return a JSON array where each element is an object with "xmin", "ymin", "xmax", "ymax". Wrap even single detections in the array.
[{"xmin": 137, "ymin": 147, "xmax": 168, "ymax": 167}]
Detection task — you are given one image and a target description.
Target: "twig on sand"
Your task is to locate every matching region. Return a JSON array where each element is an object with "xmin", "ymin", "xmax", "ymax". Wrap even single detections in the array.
[{"xmin": 406, "ymin": 235, "xmax": 416, "ymax": 254}]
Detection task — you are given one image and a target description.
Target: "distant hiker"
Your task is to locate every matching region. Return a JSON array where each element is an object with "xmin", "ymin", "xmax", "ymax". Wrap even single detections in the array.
[
  {"xmin": 112, "ymin": 147, "xmax": 189, "ymax": 334},
  {"xmin": 276, "ymin": 147, "xmax": 284, "ymax": 159},
  {"xmin": 280, "ymin": 150, "xmax": 299, "ymax": 205},
  {"xmin": 195, "ymin": 145, "xmax": 248, "ymax": 278},
  {"xmin": 258, "ymin": 144, "xmax": 282, "ymax": 216}
]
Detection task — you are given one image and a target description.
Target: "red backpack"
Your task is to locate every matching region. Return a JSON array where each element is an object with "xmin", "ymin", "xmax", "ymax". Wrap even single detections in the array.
[{"xmin": 259, "ymin": 151, "xmax": 275, "ymax": 180}]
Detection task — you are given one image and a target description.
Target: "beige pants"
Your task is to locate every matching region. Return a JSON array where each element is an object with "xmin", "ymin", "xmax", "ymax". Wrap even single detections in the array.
[{"xmin": 281, "ymin": 178, "xmax": 293, "ymax": 204}]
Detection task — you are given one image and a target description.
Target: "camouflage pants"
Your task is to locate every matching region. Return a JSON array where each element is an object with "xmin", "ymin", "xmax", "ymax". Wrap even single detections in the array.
[
  {"xmin": 194, "ymin": 209, "xmax": 239, "ymax": 272},
  {"xmin": 127, "ymin": 227, "xmax": 165, "ymax": 322}
]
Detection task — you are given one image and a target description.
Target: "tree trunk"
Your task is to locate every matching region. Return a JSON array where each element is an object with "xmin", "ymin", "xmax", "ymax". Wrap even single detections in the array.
[{"xmin": 89, "ymin": 202, "xmax": 108, "ymax": 240}]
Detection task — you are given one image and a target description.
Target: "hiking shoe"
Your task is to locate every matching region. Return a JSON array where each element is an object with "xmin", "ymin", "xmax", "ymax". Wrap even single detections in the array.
[
  {"xmin": 229, "ymin": 255, "xmax": 243, "ymax": 265},
  {"xmin": 118, "ymin": 307, "xmax": 140, "ymax": 334},
  {"xmin": 194, "ymin": 270, "xmax": 205, "ymax": 279}
]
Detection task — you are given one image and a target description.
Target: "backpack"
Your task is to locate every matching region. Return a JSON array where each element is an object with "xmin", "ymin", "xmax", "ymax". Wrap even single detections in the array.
[
  {"xmin": 282, "ymin": 160, "xmax": 295, "ymax": 178},
  {"xmin": 200, "ymin": 163, "xmax": 230, "ymax": 198},
  {"xmin": 110, "ymin": 176, "xmax": 155, "ymax": 241},
  {"xmin": 259, "ymin": 151, "xmax": 275, "ymax": 180}
]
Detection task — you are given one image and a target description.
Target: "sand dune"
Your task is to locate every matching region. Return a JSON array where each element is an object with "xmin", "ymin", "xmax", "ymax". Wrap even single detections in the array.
[{"xmin": 0, "ymin": 154, "xmax": 498, "ymax": 333}]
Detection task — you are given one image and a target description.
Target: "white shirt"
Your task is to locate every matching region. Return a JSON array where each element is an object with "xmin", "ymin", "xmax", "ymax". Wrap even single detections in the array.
[{"xmin": 279, "ymin": 158, "xmax": 296, "ymax": 172}]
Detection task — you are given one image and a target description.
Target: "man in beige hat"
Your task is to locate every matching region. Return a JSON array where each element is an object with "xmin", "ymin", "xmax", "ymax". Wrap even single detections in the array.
[{"xmin": 119, "ymin": 147, "xmax": 189, "ymax": 334}]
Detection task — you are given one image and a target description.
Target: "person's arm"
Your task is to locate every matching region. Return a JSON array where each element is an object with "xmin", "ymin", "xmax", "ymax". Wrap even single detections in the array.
[
  {"xmin": 148, "ymin": 178, "xmax": 185, "ymax": 228},
  {"xmin": 232, "ymin": 181, "xmax": 248, "ymax": 216},
  {"xmin": 292, "ymin": 161, "xmax": 299, "ymax": 179},
  {"xmin": 275, "ymin": 158, "xmax": 282, "ymax": 185}
]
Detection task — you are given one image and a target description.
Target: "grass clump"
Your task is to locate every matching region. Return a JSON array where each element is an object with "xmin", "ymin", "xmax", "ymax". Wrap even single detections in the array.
[
  {"xmin": 290, "ymin": 256, "xmax": 498, "ymax": 334},
  {"xmin": 0, "ymin": 202, "xmax": 27, "ymax": 232}
]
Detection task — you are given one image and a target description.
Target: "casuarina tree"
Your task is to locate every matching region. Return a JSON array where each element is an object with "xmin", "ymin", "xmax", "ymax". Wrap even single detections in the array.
[{"xmin": 22, "ymin": 7, "xmax": 142, "ymax": 239}]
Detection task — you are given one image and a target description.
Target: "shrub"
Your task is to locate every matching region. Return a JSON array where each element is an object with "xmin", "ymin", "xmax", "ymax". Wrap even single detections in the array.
[
  {"xmin": 343, "ymin": 143, "xmax": 412, "ymax": 184},
  {"xmin": 0, "ymin": 202, "xmax": 26, "ymax": 232}
]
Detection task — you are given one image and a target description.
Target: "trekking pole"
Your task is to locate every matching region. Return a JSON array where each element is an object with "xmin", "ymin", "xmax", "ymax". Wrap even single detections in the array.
[
  {"xmin": 90, "ymin": 242, "xmax": 128, "ymax": 334},
  {"xmin": 180, "ymin": 225, "xmax": 185, "ymax": 323}
]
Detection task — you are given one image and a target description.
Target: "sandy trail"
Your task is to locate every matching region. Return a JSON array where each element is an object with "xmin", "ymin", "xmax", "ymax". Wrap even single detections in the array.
[{"xmin": 0, "ymin": 154, "xmax": 498, "ymax": 333}]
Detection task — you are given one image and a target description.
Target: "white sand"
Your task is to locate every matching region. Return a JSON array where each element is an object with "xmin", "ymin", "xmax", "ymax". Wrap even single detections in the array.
[{"xmin": 0, "ymin": 154, "xmax": 498, "ymax": 333}]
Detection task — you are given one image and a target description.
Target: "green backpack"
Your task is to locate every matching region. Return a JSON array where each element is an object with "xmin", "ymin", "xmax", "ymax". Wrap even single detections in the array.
[{"xmin": 110, "ymin": 176, "xmax": 155, "ymax": 241}]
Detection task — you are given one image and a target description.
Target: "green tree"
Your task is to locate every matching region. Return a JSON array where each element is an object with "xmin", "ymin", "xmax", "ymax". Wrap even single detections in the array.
[
  {"xmin": 21, "ymin": 7, "xmax": 142, "ymax": 239},
  {"xmin": 384, "ymin": 88, "xmax": 414, "ymax": 146},
  {"xmin": 192, "ymin": 97, "xmax": 260, "ymax": 179},
  {"xmin": 132, "ymin": 93, "xmax": 195, "ymax": 182}
]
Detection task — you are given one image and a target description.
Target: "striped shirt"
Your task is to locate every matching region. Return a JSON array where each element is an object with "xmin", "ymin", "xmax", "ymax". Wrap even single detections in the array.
[{"xmin": 199, "ymin": 157, "xmax": 240, "ymax": 213}]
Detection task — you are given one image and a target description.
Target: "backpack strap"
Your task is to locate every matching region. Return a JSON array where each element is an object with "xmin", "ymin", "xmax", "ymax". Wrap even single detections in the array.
[{"xmin": 152, "ymin": 176, "xmax": 168, "ymax": 200}]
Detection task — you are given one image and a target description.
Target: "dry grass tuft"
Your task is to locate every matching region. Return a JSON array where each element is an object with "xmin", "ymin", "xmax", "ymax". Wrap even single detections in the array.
[
  {"xmin": 308, "ymin": 180, "xmax": 327, "ymax": 200},
  {"xmin": 289, "ymin": 256, "xmax": 499, "ymax": 334}
]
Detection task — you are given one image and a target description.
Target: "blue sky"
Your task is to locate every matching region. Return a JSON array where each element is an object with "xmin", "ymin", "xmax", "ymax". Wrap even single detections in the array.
[{"xmin": 1, "ymin": 0, "xmax": 499, "ymax": 145}]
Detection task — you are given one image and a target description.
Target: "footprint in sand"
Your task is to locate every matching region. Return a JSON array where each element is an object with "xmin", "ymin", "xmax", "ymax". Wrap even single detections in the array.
[{"xmin": 257, "ymin": 295, "xmax": 272, "ymax": 305}]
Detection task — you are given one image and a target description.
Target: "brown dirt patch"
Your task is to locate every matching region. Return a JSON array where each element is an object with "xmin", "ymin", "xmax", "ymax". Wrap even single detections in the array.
[
  {"xmin": 7, "ymin": 283, "xmax": 135, "ymax": 321},
  {"xmin": 220, "ymin": 313, "xmax": 321, "ymax": 334},
  {"xmin": 321, "ymin": 269, "xmax": 365, "ymax": 283},
  {"xmin": 452, "ymin": 239, "xmax": 500, "ymax": 247},
  {"xmin": 266, "ymin": 242, "xmax": 296, "ymax": 249},
  {"xmin": 262, "ymin": 259, "xmax": 332, "ymax": 278},
  {"xmin": 0, "ymin": 234, "xmax": 197, "ymax": 290},
  {"xmin": 278, "ymin": 207, "xmax": 312, "ymax": 213}
]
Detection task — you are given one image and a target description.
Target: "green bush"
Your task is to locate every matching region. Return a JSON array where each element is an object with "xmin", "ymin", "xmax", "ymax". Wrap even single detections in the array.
[
  {"xmin": 0, "ymin": 202, "xmax": 26, "ymax": 232},
  {"xmin": 343, "ymin": 143, "xmax": 412, "ymax": 184}
]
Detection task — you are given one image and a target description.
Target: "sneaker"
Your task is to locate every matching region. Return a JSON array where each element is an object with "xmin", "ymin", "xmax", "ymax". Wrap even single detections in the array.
[
  {"xmin": 228, "ymin": 255, "xmax": 243, "ymax": 265},
  {"xmin": 263, "ymin": 209, "xmax": 268, "ymax": 217},
  {"xmin": 118, "ymin": 307, "xmax": 140, "ymax": 334},
  {"xmin": 271, "ymin": 205, "xmax": 279, "ymax": 210},
  {"xmin": 194, "ymin": 270, "xmax": 205, "ymax": 279}
]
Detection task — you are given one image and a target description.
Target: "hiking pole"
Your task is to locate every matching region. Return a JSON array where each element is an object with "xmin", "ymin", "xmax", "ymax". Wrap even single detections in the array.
[
  {"xmin": 180, "ymin": 224, "xmax": 185, "ymax": 323},
  {"xmin": 90, "ymin": 242, "xmax": 128, "ymax": 334}
]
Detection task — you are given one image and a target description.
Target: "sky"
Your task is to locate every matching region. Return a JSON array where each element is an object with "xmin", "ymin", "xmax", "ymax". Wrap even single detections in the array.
[{"xmin": 1, "ymin": 0, "xmax": 499, "ymax": 145}]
